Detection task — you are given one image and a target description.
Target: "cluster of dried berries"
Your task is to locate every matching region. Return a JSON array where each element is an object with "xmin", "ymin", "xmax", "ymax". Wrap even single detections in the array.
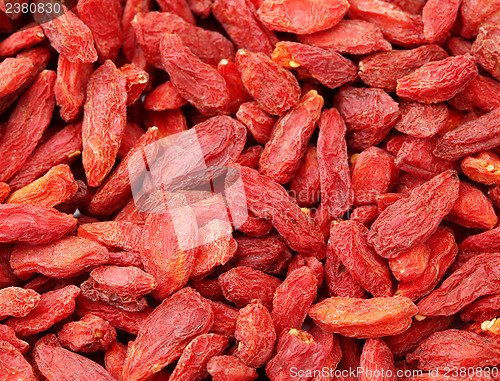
[{"xmin": 2, "ymin": 0, "xmax": 500, "ymax": 380}]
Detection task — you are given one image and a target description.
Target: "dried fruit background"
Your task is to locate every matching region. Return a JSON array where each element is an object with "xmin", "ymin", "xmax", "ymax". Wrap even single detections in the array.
[{"xmin": 1, "ymin": 0, "xmax": 500, "ymax": 380}]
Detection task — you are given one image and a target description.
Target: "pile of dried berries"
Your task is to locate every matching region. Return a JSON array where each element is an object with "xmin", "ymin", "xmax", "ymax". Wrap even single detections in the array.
[{"xmin": 2, "ymin": 0, "xmax": 500, "ymax": 379}]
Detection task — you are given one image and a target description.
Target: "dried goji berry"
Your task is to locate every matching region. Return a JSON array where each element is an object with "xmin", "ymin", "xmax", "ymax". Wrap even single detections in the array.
[
  {"xmin": 0, "ymin": 57, "xmax": 33, "ymax": 99},
  {"xmin": 104, "ymin": 340, "xmax": 127, "ymax": 381},
  {"xmin": 359, "ymin": 338, "xmax": 397, "ymax": 381},
  {"xmin": 0, "ymin": 340, "xmax": 36, "ymax": 380},
  {"xmin": 122, "ymin": 288, "xmax": 213, "ymax": 381},
  {"xmin": 460, "ymin": 0, "xmax": 500, "ymax": 38},
  {"xmin": 450, "ymin": 74, "xmax": 500, "ymax": 112},
  {"xmin": 86, "ymin": 265, "xmax": 157, "ymax": 301},
  {"xmin": 298, "ymin": 19, "xmax": 391, "ymax": 55},
  {"xmin": 325, "ymin": 250, "xmax": 367, "ymax": 298},
  {"xmin": 208, "ymin": 300, "xmax": 239, "ymax": 338},
  {"xmin": 434, "ymin": 107, "xmax": 500, "ymax": 160},
  {"xmin": 237, "ymin": 212, "xmax": 273, "ymax": 237},
  {"xmin": 5, "ymin": 285, "xmax": 80, "ymax": 338},
  {"xmin": 235, "ymin": 49, "xmax": 301, "ymax": 115},
  {"xmin": 121, "ymin": 0, "xmax": 151, "ymax": 61},
  {"xmin": 219, "ymin": 266, "xmax": 281, "ymax": 310},
  {"xmin": 407, "ymin": 329, "xmax": 500, "ymax": 370},
  {"xmin": 170, "ymin": 333, "xmax": 228, "ymax": 381},
  {"xmin": 446, "ymin": 180, "xmax": 498, "ymax": 230},
  {"xmin": 272, "ymin": 41, "xmax": 358, "ymax": 90},
  {"xmin": 236, "ymin": 101, "xmax": 277, "ymax": 145},
  {"xmin": 232, "ymin": 165, "xmax": 326, "ymax": 258},
  {"xmin": 395, "ymin": 136, "xmax": 458, "ymax": 180},
  {"xmin": 0, "ymin": 182, "xmax": 9, "ymax": 203},
  {"xmin": 234, "ymin": 299, "xmax": 275, "ymax": 368},
  {"xmin": 161, "ymin": 33, "xmax": 230, "ymax": 116},
  {"xmin": 132, "ymin": 11, "xmax": 234, "ymax": 69},
  {"xmin": 82, "ymin": 60, "xmax": 127, "ymax": 187},
  {"xmin": 40, "ymin": 8, "xmax": 98, "ymax": 63},
  {"xmin": 272, "ymin": 266, "xmax": 317, "ymax": 335},
  {"xmin": 0, "ymin": 204, "xmax": 76, "ymax": 245},
  {"xmin": 0, "ymin": 23, "xmax": 44, "ymax": 57},
  {"xmin": 397, "ymin": 54, "xmax": 478, "ymax": 104},
  {"xmin": 234, "ymin": 145, "xmax": 263, "ymax": 169},
  {"xmin": 351, "ymin": 146, "xmax": 399, "ymax": 205},
  {"xmin": 287, "ymin": 254, "xmax": 324, "ymax": 289},
  {"xmin": 259, "ymin": 90, "xmax": 323, "ymax": 184},
  {"xmin": 187, "ymin": 0, "xmax": 212, "ymax": 18},
  {"xmin": 8, "ymin": 123, "xmax": 82, "ymax": 191},
  {"xmin": 317, "ymin": 108, "xmax": 353, "ymax": 220},
  {"xmin": 422, "ymin": 0, "xmax": 461, "ymax": 42},
  {"xmin": 117, "ymin": 123, "xmax": 146, "ymax": 159},
  {"xmin": 191, "ymin": 220, "xmax": 237, "ymax": 280},
  {"xmin": 334, "ymin": 86, "xmax": 399, "ymax": 151},
  {"xmin": 289, "ymin": 144, "xmax": 320, "ymax": 207},
  {"xmin": 0, "ymin": 287, "xmax": 40, "ymax": 320},
  {"xmin": 368, "ymin": 170, "xmax": 459, "ymax": 258},
  {"xmin": 139, "ymin": 196, "xmax": 198, "ymax": 300},
  {"xmin": 232, "ymin": 235, "xmax": 291, "ymax": 274},
  {"xmin": 309, "ymin": 296, "xmax": 418, "ymax": 338},
  {"xmin": 76, "ymin": 0, "xmax": 123, "ymax": 62},
  {"xmin": 6, "ymin": 164, "xmax": 78, "ymax": 207},
  {"xmin": 0, "ymin": 47, "xmax": 52, "ymax": 115},
  {"xmin": 78, "ymin": 221, "xmax": 142, "ymax": 253},
  {"xmin": 257, "ymin": 0, "xmax": 349, "ymax": 34},
  {"xmin": 348, "ymin": 0, "xmax": 425, "ymax": 46},
  {"xmin": 217, "ymin": 59, "xmax": 254, "ymax": 115},
  {"xmin": 393, "ymin": 101, "xmax": 449, "ymax": 138},
  {"xmin": 75, "ymin": 294, "xmax": 150, "ymax": 335},
  {"xmin": 388, "ymin": 243, "xmax": 430, "ymax": 283},
  {"xmin": 88, "ymin": 127, "xmax": 158, "ymax": 216},
  {"xmin": 265, "ymin": 328, "xmax": 329, "ymax": 381},
  {"xmin": 0, "ymin": 70, "xmax": 56, "ymax": 182},
  {"xmin": 57, "ymin": 314, "xmax": 116, "ymax": 353},
  {"xmin": 113, "ymin": 201, "xmax": 144, "ymax": 226},
  {"xmin": 54, "ymin": 56, "xmax": 93, "ymax": 122},
  {"xmin": 0, "ymin": 324, "xmax": 28, "ymax": 354},
  {"xmin": 144, "ymin": 80, "xmax": 187, "ymax": 111},
  {"xmin": 447, "ymin": 36, "xmax": 473, "ymax": 56},
  {"xmin": 376, "ymin": 193, "xmax": 406, "ymax": 213},
  {"xmin": 329, "ymin": 220, "xmax": 392, "ymax": 297},
  {"xmin": 120, "ymin": 63, "xmax": 149, "ymax": 106},
  {"xmin": 358, "ymin": 44, "xmax": 448, "ymax": 91},
  {"xmin": 10, "ymin": 236, "xmax": 108, "ymax": 280},
  {"xmin": 350, "ymin": 204, "xmax": 379, "ymax": 228},
  {"xmin": 460, "ymin": 294, "xmax": 500, "ymax": 322},
  {"xmin": 212, "ymin": 0, "xmax": 278, "ymax": 55},
  {"xmin": 34, "ymin": 334, "xmax": 115, "ymax": 380},
  {"xmin": 418, "ymin": 253, "xmax": 500, "ymax": 318},
  {"xmin": 383, "ymin": 316, "xmax": 454, "ymax": 359},
  {"xmin": 207, "ymin": 355, "xmax": 258, "ymax": 381},
  {"xmin": 471, "ymin": 26, "xmax": 500, "ymax": 81},
  {"xmin": 309, "ymin": 325, "xmax": 342, "ymax": 381}
]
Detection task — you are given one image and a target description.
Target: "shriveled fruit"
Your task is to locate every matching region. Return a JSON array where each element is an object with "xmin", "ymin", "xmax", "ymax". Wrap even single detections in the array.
[
  {"xmin": 369, "ymin": 170, "xmax": 459, "ymax": 258},
  {"xmin": 235, "ymin": 49, "xmax": 301, "ymax": 115},
  {"xmin": 82, "ymin": 60, "xmax": 127, "ymax": 187},
  {"xmin": 257, "ymin": 0, "xmax": 349, "ymax": 34},
  {"xmin": 259, "ymin": 90, "xmax": 323, "ymax": 184},
  {"xmin": 160, "ymin": 33, "xmax": 231, "ymax": 116},
  {"xmin": 122, "ymin": 288, "xmax": 214, "ymax": 381},
  {"xmin": 298, "ymin": 19, "xmax": 391, "ymax": 55},
  {"xmin": 397, "ymin": 54, "xmax": 478, "ymax": 104},
  {"xmin": 234, "ymin": 299, "xmax": 275, "ymax": 368},
  {"xmin": 309, "ymin": 296, "xmax": 418, "ymax": 338}
]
